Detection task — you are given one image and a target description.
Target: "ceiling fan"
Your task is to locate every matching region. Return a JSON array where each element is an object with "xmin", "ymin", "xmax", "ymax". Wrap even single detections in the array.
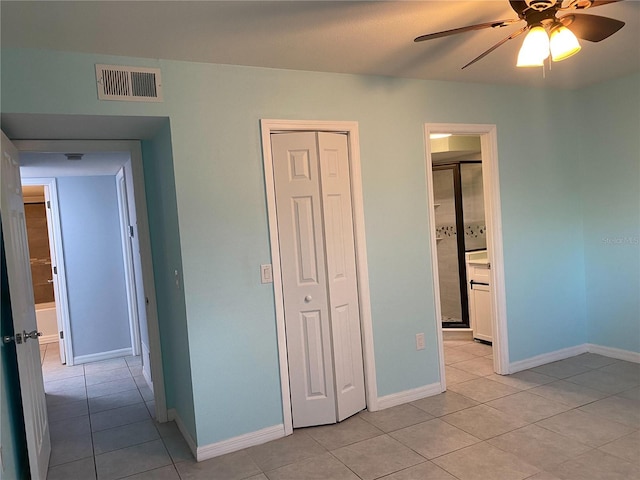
[{"xmin": 414, "ymin": 0, "xmax": 626, "ymax": 69}]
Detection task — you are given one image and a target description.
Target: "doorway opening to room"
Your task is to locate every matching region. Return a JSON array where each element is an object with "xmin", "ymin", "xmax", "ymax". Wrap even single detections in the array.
[
  {"xmin": 261, "ymin": 119, "xmax": 378, "ymax": 435},
  {"xmin": 425, "ymin": 124, "xmax": 509, "ymax": 386},
  {"xmin": 431, "ymin": 139, "xmax": 487, "ymax": 334}
]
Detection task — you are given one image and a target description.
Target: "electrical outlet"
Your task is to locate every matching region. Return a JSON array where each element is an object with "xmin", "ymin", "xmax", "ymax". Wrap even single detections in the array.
[
  {"xmin": 260, "ymin": 264, "xmax": 273, "ymax": 284},
  {"xmin": 415, "ymin": 333, "xmax": 425, "ymax": 350}
]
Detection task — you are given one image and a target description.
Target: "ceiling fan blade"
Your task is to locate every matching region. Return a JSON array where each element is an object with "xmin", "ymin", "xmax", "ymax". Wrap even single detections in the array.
[
  {"xmin": 461, "ymin": 26, "xmax": 528, "ymax": 69},
  {"xmin": 563, "ymin": 0, "xmax": 624, "ymax": 10},
  {"xmin": 560, "ymin": 13, "xmax": 625, "ymax": 42},
  {"xmin": 509, "ymin": 1, "xmax": 529, "ymax": 17},
  {"xmin": 414, "ymin": 19, "xmax": 520, "ymax": 42},
  {"xmin": 589, "ymin": 0, "xmax": 624, "ymax": 7}
]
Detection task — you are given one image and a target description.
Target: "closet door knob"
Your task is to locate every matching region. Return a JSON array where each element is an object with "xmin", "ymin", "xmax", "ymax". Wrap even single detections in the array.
[{"xmin": 304, "ymin": 295, "xmax": 312, "ymax": 303}]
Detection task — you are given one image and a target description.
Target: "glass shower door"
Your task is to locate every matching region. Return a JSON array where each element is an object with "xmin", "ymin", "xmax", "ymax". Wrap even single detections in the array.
[
  {"xmin": 432, "ymin": 165, "xmax": 469, "ymax": 327},
  {"xmin": 461, "ymin": 163, "xmax": 487, "ymax": 252}
]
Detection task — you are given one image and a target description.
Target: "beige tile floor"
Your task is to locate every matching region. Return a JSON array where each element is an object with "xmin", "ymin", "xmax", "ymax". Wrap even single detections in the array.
[{"xmin": 42, "ymin": 340, "xmax": 640, "ymax": 480}]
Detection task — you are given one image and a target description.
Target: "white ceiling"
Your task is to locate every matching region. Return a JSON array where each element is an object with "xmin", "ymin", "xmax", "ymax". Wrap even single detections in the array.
[
  {"xmin": 1, "ymin": 1, "xmax": 638, "ymax": 89},
  {"xmin": 20, "ymin": 152, "xmax": 130, "ymax": 178}
]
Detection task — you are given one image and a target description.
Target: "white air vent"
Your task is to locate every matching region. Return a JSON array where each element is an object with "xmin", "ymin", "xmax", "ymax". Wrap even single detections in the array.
[{"xmin": 96, "ymin": 64, "xmax": 163, "ymax": 102}]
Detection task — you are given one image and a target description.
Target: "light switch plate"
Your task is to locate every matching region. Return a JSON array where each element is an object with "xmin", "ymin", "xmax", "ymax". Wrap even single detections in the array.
[
  {"xmin": 416, "ymin": 333, "xmax": 425, "ymax": 350},
  {"xmin": 260, "ymin": 264, "xmax": 273, "ymax": 284}
]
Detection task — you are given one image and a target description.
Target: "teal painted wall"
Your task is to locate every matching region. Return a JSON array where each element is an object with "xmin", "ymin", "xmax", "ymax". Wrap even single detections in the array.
[
  {"xmin": 141, "ymin": 121, "xmax": 196, "ymax": 440},
  {"xmin": 1, "ymin": 47, "xmax": 623, "ymax": 447},
  {"xmin": 578, "ymin": 73, "xmax": 640, "ymax": 353}
]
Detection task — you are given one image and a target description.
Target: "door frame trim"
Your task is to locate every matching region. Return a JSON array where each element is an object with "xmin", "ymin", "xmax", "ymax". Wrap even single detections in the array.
[
  {"xmin": 424, "ymin": 123, "xmax": 509, "ymax": 382},
  {"xmin": 21, "ymin": 177, "xmax": 73, "ymax": 365},
  {"xmin": 15, "ymin": 139, "xmax": 168, "ymax": 423},
  {"xmin": 261, "ymin": 119, "xmax": 378, "ymax": 435}
]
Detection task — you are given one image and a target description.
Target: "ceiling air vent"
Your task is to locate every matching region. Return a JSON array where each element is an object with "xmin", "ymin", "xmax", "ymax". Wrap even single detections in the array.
[{"xmin": 95, "ymin": 64, "xmax": 163, "ymax": 102}]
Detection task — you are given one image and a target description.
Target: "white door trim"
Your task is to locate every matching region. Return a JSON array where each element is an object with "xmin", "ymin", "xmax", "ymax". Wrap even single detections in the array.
[
  {"xmin": 116, "ymin": 167, "xmax": 141, "ymax": 357},
  {"xmin": 424, "ymin": 123, "xmax": 509, "ymax": 380},
  {"xmin": 14, "ymin": 139, "xmax": 168, "ymax": 422},
  {"xmin": 21, "ymin": 177, "xmax": 73, "ymax": 365},
  {"xmin": 261, "ymin": 119, "xmax": 378, "ymax": 435}
]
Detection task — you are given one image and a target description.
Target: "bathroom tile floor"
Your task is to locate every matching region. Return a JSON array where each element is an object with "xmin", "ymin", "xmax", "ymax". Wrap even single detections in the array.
[{"xmin": 42, "ymin": 340, "xmax": 640, "ymax": 479}]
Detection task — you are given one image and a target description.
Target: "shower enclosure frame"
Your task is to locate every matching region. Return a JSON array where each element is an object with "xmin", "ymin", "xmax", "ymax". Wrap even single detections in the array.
[
  {"xmin": 433, "ymin": 163, "xmax": 467, "ymax": 328},
  {"xmin": 433, "ymin": 160, "xmax": 483, "ymax": 329}
]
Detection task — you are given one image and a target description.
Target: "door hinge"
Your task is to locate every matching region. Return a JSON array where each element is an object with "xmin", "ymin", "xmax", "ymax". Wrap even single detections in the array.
[
  {"xmin": 129, "ymin": 225, "xmax": 134, "ymax": 238},
  {"xmin": 46, "ymin": 200, "xmax": 51, "ymax": 209},
  {"xmin": 3, "ymin": 333, "xmax": 22, "ymax": 344},
  {"xmin": 59, "ymin": 331, "xmax": 64, "ymax": 340},
  {"xmin": 53, "ymin": 266, "xmax": 58, "ymax": 275}
]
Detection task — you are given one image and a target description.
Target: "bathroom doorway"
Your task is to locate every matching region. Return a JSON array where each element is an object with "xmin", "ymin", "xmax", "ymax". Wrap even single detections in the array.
[
  {"xmin": 432, "ymin": 156, "xmax": 487, "ymax": 331},
  {"xmin": 425, "ymin": 124, "xmax": 510, "ymax": 382}
]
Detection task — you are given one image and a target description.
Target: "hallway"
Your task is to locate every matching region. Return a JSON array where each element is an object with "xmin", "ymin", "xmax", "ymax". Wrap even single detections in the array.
[{"xmin": 42, "ymin": 343, "xmax": 191, "ymax": 480}]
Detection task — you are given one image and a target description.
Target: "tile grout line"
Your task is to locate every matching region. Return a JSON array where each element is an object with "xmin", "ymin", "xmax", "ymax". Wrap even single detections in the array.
[{"xmin": 83, "ymin": 363, "xmax": 100, "ymax": 480}]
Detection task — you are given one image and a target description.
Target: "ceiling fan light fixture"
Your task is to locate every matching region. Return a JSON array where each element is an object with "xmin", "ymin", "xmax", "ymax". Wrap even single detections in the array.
[
  {"xmin": 516, "ymin": 26, "xmax": 550, "ymax": 67},
  {"xmin": 550, "ymin": 25, "xmax": 581, "ymax": 62}
]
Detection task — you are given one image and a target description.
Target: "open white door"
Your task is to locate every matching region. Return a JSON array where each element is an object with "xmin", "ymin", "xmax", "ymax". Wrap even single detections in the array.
[
  {"xmin": 42, "ymin": 185, "xmax": 66, "ymax": 364},
  {"xmin": 116, "ymin": 167, "xmax": 141, "ymax": 357},
  {"xmin": 0, "ymin": 131, "xmax": 51, "ymax": 479}
]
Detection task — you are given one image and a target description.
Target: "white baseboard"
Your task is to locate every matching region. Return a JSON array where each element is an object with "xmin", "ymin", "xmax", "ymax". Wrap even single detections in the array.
[
  {"xmin": 167, "ymin": 408, "xmax": 198, "ymax": 459},
  {"xmin": 509, "ymin": 344, "xmax": 588, "ymax": 374},
  {"xmin": 140, "ymin": 343, "xmax": 154, "ymax": 392},
  {"xmin": 587, "ymin": 344, "xmax": 640, "ymax": 363},
  {"xmin": 39, "ymin": 334, "xmax": 59, "ymax": 345},
  {"xmin": 376, "ymin": 382, "xmax": 443, "ymax": 410},
  {"xmin": 73, "ymin": 347, "xmax": 133, "ymax": 365},
  {"xmin": 141, "ymin": 343, "xmax": 153, "ymax": 388},
  {"xmin": 196, "ymin": 424, "xmax": 286, "ymax": 462},
  {"xmin": 508, "ymin": 343, "xmax": 640, "ymax": 374}
]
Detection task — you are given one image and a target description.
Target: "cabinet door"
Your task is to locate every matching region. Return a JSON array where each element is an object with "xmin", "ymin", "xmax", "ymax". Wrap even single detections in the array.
[
  {"xmin": 468, "ymin": 264, "xmax": 492, "ymax": 343},
  {"xmin": 471, "ymin": 283, "xmax": 492, "ymax": 342}
]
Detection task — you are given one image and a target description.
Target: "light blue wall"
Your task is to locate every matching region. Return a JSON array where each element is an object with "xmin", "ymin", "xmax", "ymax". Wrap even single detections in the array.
[
  {"xmin": 1, "ymin": 47, "xmax": 615, "ymax": 447},
  {"xmin": 56, "ymin": 176, "xmax": 131, "ymax": 358},
  {"xmin": 578, "ymin": 73, "xmax": 640, "ymax": 353},
  {"xmin": 141, "ymin": 121, "xmax": 196, "ymax": 439}
]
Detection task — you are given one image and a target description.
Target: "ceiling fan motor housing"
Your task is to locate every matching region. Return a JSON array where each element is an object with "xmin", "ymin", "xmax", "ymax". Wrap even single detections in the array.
[{"xmin": 526, "ymin": 0, "xmax": 558, "ymax": 11}]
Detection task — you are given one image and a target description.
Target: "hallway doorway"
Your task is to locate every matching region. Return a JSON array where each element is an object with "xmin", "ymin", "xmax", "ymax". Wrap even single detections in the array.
[{"xmin": 16, "ymin": 140, "xmax": 167, "ymax": 422}]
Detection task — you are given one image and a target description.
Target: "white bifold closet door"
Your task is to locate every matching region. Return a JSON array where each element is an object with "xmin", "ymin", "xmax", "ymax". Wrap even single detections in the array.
[{"xmin": 271, "ymin": 131, "xmax": 366, "ymax": 428}]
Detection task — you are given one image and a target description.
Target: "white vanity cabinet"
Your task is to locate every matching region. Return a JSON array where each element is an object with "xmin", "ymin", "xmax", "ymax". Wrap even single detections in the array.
[{"xmin": 465, "ymin": 251, "xmax": 492, "ymax": 343}]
